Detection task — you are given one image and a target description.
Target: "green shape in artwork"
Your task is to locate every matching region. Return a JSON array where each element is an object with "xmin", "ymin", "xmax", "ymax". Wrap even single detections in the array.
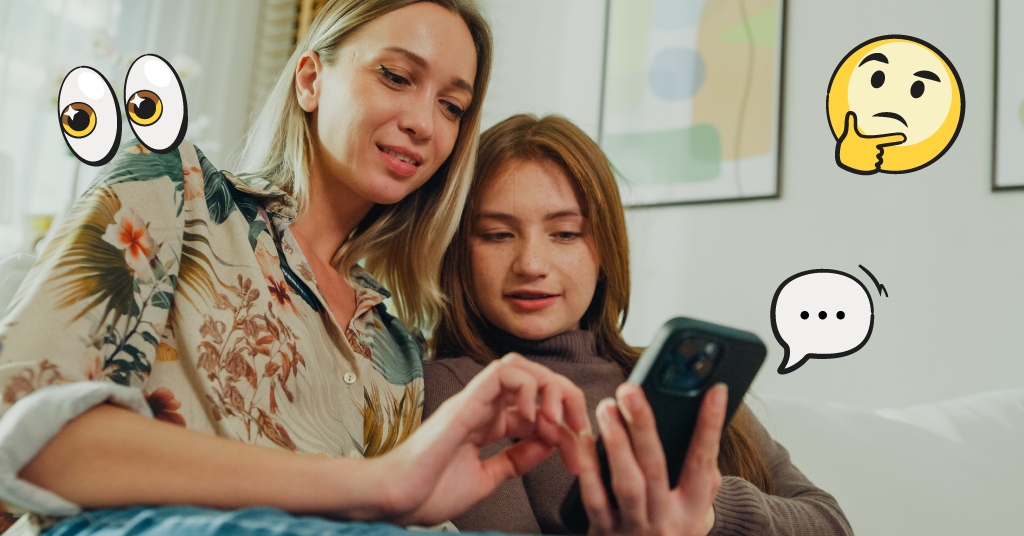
[
  {"xmin": 1019, "ymin": 99, "xmax": 1024, "ymax": 128},
  {"xmin": 604, "ymin": 124, "xmax": 721, "ymax": 185},
  {"xmin": 720, "ymin": 6, "xmax": 777, "ymax": 49}
]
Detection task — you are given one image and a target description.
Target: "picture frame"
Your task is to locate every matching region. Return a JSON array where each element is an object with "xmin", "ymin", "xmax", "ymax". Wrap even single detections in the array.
[
  {"xmin": 993, "ymin": 0, "xmax": 1024, "ymax": 191},
  {"xmin": 598, "ymin": 0, "xmax": 786, "ymax": 207}
]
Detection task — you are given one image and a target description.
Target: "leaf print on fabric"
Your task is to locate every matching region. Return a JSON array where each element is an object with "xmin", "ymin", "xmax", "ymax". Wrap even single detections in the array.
[
  {"xmin": 104, "ymin": 140, "xmax": 186, "ymax": 216},
  {"xmin": 42, "ymin": 186, "xmax": 133, "ymax": 327},
  {"xmin": 146, "ymin": 387, "xmax": 186, "ymax": 427},
  {"xmin": 2, "ymin": 360, "xmax": 64, "ymax": 405},
  {"xmin": 101, "ymin": 207, "xmax": 156, "ymax": 281},
  {"xmin": 33, "ymin": 182, "xmax": 179, "ymax": 387},
  {"xmin": 196, "ymin": 275, "xmax": 306, "ymax": 451},
  {"xmin": 172, "ymin": 219, "xmax": 235, "ymax": 317},
  {"xmin": 195, "ymin": 146, "xmax": 237, "ymax": 225},
  {"xmin": 156, "ymin": 342, "xmax": 179, "ymax": 362},
  {"xmin": 360, "ymin": 382, "xmax": 422, "ymax": 458}
]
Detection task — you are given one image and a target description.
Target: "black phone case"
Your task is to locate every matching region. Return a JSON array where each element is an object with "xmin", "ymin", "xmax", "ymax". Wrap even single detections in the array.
[{"xmin": 560, "ymin": 317, "xmax": 766, "ymax": 534}]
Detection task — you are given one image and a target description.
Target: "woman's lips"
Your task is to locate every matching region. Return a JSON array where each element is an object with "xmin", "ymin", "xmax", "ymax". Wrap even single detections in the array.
[
  {"xmin": 505, "ymin": 292, "xmax": 559, "ymax": 311},
  {"xmin": 377, "ymin": 145, "xmax": 421, "ymax": 177}
]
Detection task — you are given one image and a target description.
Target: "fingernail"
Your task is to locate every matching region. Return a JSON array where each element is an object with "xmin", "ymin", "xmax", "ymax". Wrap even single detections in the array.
[
  {"xmin": 596, "ymin": 397, "xmax": 616, "ymax": 430},
  {"xmin": 616, "ymin": 391, "xmax": 635, "ymax": 424},
  {"xmin": 714, "ymin": 383, "xmax": 728, "ymax": 404}
]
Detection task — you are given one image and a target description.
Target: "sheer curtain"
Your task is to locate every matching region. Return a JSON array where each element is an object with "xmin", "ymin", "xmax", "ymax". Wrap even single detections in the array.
[{"xmin": 0, "ymin": 0, "xmax": 297, "ymax": 258}]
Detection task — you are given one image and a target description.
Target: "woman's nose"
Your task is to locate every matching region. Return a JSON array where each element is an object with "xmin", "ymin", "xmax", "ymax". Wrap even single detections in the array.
[
  {"xmin": 398, "ymin": 94, "xmax": 434, "ymax": 141},
  {"xmin": 512, "ymin": 236, "xmax": 549, "ymax": 278}
]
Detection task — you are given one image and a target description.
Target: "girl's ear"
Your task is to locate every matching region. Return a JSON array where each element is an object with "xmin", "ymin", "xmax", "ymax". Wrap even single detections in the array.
[{"xmin": 295, "ymin": 51, "xmax": 323, "ymax": 113}]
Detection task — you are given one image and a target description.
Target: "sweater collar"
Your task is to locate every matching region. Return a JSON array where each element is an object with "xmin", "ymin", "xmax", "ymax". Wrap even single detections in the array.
[{"xmin": 485, "ymin": 328, "xmax": 602, "ymax": 363}]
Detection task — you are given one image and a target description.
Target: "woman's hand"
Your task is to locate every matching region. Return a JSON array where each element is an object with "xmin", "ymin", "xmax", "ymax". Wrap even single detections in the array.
[
  {"xmin": 578, "ymin": 383, "xmax": 728, "ymax": 536},
  {"xmin": 371, "ymin": 353, "xmax": 591, "ymax": 526}
]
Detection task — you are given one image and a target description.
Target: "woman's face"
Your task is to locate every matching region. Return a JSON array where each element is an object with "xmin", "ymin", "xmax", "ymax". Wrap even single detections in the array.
[
  {"xmin": 470, "ymin": 159, "xmax": 601, "ymax": 340},
  {"xmin": 298, "ymin": 2, "xmax": 477, "ymax": 207}
]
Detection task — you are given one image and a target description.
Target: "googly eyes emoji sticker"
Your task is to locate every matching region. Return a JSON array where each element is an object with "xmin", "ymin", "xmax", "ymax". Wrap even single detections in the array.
[
  {"xmin": 58, "ymin": 54, "xmax": 188, "ymax": 166},
  {"xmin": 58, "ymin": 67, "xmax": 122, "ymax": 166},
  {"xmin": 124, "ymin": 54, "xmax": 188, "ymax": 153},
  {"xmin": 827, "ymin": 35, "xmax": 965, "ymax": 174}
]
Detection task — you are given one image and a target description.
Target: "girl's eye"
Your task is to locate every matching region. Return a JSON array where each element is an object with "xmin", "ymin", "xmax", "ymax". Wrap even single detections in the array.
[
  {"xmin": 555, "ymin": 231, "xmax": 582, "ymax": 241},
  {"xmin": 482, "ymin": 232, "xmax": 513, "ymax": 241},
  {"xmin": 380, "ymin": 65, "xmax": 408, "ymax": 85},
  {"xmin": 443, "ymin": 101, "xmax": 465, "ymax": 120}
]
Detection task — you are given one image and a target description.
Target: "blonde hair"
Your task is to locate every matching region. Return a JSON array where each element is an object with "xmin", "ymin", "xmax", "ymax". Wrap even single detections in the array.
[{"xmin": 238, "ymin": 0, "xmax": 492, "ymax": 329}]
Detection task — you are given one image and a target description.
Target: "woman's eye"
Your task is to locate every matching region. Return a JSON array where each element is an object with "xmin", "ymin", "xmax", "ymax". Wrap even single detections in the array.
[
  {"xmin": 555, "ymin": 231, "xmax": 581, "ymax": 241},
  {"xmin": 443, "ymin": 101, "xmax": 465, "ymax": 119},
  {"xmin": 380, "ymin": 65, "xmax": 408, "ymax": 85},
  {"xmin": 124, "ymin": 54, "xmax": 187, "ymax": 153},
  {"xmin": 482, "ymin": 232, "xmax": 512, "ymax": 241},
  {"xmin": 58, "ymin": 66, "xmax": 121, "ymax": 166}
]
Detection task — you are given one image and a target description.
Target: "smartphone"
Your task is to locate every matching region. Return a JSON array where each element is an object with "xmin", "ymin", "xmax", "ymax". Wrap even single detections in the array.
[{"xmin": 560, "ymin": 317, "xmax": 766, "ymax": 534}]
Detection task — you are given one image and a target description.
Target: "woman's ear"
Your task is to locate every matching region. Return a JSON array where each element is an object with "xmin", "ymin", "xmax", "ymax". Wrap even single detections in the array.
[{"xmin": 295, "ymin": 51, "xmax": 323, "ymax": 112}]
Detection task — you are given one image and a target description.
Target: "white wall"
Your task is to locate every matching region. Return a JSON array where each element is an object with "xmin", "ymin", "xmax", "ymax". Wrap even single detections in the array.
[{"xmin": 481, "ymin": 0, "xmax": 1024, "ymax": 410}]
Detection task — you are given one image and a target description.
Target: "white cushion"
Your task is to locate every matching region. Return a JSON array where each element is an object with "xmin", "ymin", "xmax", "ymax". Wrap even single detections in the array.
[
  {"xmin": 749, "ymin": 390, "xmax": 1024, "ymax": 535},
  {"xmin": 0, "ymin": 254, "xmax": 35, "ymax": 316}
]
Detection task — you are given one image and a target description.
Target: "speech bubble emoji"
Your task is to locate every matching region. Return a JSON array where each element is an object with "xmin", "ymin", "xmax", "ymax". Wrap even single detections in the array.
[
  {"xmin": 827, "ymin": 35, "xmax": 964, "ymax": 174},
  {"xmin": 770, "ymin": 268, "xmax": 878, "ymax": 374}
]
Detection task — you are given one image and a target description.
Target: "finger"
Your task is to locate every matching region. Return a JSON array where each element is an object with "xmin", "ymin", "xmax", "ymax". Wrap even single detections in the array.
[
  {"xmin": 615, "ymin": 384, "xmax": 671, "ymax": 521},
  {"xmin": 842, "ymin": 110, "xmax": 858, "ymax": 138},
  {"xmin": 597, "ymin": 398, "xmax": 648, "ymax": 531},
  {"xmin": 576, "ymin": 430, "xmax": 616, "ymax": 533},
  {"xmin": 674, "ymin": 384, "xmax": 727, "ymax": 505},
  {"xmin": 873, "ymin": 132, "xmax": 907, "ymax": 147},
  {"xmin": 501, "ymin": 354, "xmax": 592, "ymax": 436},
  {"xmin": 482, "ymin": 437, "xmax": 557, "ymax": 481},
  {"xmin": 535, "ymin": 414, "xmax": 583, "ymax": 474}
]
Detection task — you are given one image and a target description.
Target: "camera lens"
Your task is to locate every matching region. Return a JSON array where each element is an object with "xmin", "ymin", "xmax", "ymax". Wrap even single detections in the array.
[
  {"xmin": 702, "ymin": 341, "xmax": 719, "ymax": 358},
  {"xmin": 677, "ymin": 338, "xmax": 699, "ymax": 359}
]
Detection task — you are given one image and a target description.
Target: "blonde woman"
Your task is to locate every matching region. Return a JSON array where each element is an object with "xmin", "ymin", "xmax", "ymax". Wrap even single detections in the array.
[{"xmin": 0, "ymin": 2, "xmax": 589, "ymax": 535}]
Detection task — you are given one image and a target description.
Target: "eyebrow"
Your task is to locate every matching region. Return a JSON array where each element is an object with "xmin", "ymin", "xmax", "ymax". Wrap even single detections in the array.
[
  {"xmin": 475, "ymin": 210, "xmax": 584, "ymax": 223},
  {"xmin": 914, "ymin": 70, "xmax": 941, "ymax": 82},
  {"xmin": 858, "ymin": 53, "xmax": 888, "ymax": 67},
  {"xmin": 383, "ymin": 46, "xmax": 474, "ymax": 94}
]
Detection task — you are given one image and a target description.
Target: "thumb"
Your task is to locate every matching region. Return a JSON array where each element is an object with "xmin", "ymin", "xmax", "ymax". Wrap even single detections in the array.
[{"xmin": 842, "ymin": 111, "xmax": 860, "ymax": 138}]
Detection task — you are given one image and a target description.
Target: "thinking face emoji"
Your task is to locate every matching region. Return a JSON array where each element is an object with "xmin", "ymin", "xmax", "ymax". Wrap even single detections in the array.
[{"xmin": 827, "ymin": 35, "xmax": 964, "ymax": 174}]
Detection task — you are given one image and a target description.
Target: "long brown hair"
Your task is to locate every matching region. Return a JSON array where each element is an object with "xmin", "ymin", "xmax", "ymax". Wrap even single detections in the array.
[{"xmin": 431, "ymin": 114, "xmax": 774, "ymax": 494}]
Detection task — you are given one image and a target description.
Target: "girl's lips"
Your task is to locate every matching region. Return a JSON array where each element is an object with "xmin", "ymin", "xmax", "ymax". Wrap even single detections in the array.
[
  {"xmin": 506, "ymin": 294, "xmax": 559, "ymax": 311},
  {"xmin": 377, "ymin": 145, "xmax": 420, "ymax": 177}
]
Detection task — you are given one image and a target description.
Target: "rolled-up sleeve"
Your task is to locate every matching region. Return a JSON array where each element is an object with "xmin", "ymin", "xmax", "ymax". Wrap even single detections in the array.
[
  {"xmin": 0, "ymin": 382, "xmax": 152, "ymax": 515},
  {"xmin": 0, "ymin": 140, "xmax": 188, "ymax": 516}
]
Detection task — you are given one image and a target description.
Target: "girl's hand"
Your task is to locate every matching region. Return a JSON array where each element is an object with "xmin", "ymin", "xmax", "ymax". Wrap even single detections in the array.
[
  {"xmin": 579, "ymin": 383, "xmax": 728, "ymax": 536},
  {"xmin": 372, "ymin": 353, "xmax": 591, "ymax": 526}
]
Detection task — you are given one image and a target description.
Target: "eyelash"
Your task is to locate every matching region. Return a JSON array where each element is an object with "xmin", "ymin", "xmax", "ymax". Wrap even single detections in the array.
[
  {"xmin": 379, "ymin": 64, "xmax": 465, "ymax": 120},
  {"xmin": 555, "ymin": 232, "xmax": 582, "ymax": 241}
]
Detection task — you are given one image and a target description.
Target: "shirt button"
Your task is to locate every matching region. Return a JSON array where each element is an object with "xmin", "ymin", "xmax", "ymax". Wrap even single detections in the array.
[{"xmin": 344, "ymin": 372, "xmax": 356, "ymax": 384}]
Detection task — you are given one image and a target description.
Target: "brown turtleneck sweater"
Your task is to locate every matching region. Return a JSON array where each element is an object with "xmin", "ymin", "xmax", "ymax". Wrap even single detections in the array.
[{"xmin": 422, "ymin": 330, "xmax": 853, "ymax": 535}]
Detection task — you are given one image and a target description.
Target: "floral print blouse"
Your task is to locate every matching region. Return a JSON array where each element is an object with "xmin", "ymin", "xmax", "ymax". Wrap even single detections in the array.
[{"xmin": 0, "ymin": 140, "xmax": 425, "ymax": 520}]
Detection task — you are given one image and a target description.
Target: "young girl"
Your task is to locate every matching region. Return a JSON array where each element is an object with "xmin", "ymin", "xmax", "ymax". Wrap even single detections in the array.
[
  {"xmin": 424, "ymin": 114, "xmax": 854, "ymax": 535},
  {"xmin": 0, "ymin": 3, "xmax": 589, "ymax": 535}
]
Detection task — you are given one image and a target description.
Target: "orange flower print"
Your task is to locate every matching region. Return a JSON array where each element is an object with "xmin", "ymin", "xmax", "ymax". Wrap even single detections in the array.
[
  {"xmin": 182, "ymin": 166, "xmax": 204, "ymax": 201},
  {"xmin": 102, "ymin": 207, "xmax": 156, "ymax": 280},
  {"xmin": 126, "ymin": 144, "xmax": 151, "ymax": 155},
  {"xmin": 145, "ymin": 387, "xmax": 186, "ymax": 427}
]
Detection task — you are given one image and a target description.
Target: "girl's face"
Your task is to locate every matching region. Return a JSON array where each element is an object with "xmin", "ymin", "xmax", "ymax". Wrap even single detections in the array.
[
  {"xmin": 298, "ymin": 2, "xmax": 477, "ymax": 207},
  {"xmin": 470, "ymin": 159, "xmax": 601, "ymax": 340}
]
